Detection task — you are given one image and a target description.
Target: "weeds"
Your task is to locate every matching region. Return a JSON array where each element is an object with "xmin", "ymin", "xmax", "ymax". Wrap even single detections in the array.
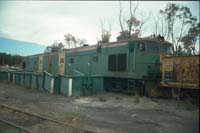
[
  {"xmin": 98, "ymin": 96, "xmax": 107, "ymax": 102},
  {"xmin": 64, "ymin": 112, "xmax": 83, "ymax": 122},
  {"xmin": 134, "ymin": 95, "xmax": 140, "ymax": 103}
]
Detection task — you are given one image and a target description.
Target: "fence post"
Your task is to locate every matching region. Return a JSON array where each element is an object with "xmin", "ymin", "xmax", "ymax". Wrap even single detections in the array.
[
  {"xmin": 50, "ymin": 78, "xmax": 54, "ymax": 94},
  {"xmin": 8, "ymin": 72, "xmax": 10, "ymax": 81},
  {"xmin": 12, "ymin": 73, "xmax": 15, "ymax": 84},
  {"xmin": 68, "ymin": 78, "xmax": 72, "ymax": 96}
]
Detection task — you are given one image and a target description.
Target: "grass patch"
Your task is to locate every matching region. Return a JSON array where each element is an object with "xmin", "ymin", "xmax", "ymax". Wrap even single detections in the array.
[
  {"xmin": 115, "ymin": 96, "xmax": 123, "ymax": 100},
  {"xmin": 64, "ymin": 112, "xmax": 84, "ymax": 122},
  {"xmin": 183, "ymin": 99, "xmax": 197, "ymax": 110},
  {"xmin": 98, "ymin": 96, "xmax": 107, "ymax": 102},
  {"xmin": 134, "ymin": 95, "xmax": 140, "ymax": 103}
]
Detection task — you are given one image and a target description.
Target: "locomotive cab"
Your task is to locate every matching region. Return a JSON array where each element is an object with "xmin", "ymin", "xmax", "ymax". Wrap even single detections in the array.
[
  {"xmin": 138, "ymin": 41, "xmax": 172, "ymax": 55},
  {"xmin": 126, "ymin": 40, "xmax": 173, "ymax": 96}
]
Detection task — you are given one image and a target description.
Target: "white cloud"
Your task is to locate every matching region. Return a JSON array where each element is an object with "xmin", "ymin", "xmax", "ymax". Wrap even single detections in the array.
[{"xmin": 0, "ymin": 1, "xmax": 199, "ymax": 46}]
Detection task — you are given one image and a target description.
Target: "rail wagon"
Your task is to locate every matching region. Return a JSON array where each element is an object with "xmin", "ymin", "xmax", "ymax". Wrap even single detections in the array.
[{"xmin": 161, "ymin": 55, "xmax": 200, "ymax": 98}]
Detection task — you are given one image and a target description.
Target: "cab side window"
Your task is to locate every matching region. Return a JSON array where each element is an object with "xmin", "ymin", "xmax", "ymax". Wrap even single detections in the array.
[{"xmin": 139, "ymin": 43, "xmax": 145, "ymax": 51}]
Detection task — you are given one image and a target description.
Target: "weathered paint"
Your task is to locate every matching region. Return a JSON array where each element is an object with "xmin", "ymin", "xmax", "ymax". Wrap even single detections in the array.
[
  {"xmin": 24, "ymin": 74, "xmax": 32, "ymax": 87},
  {"xmin": 44, "ymin": 74, "xmax": 52, "ymax": 92},
  {"xmin": 60, "ymin": 76, "xmax": 68, "ymax": 96},
  {"xmin": 37, "ymin": 75, "xmax": 44, "ymax": 91},
  {"xmin": 31, "ymin": 74, "xmax": 37, "ymax": 89},
  {"xmin": 38, "ymin": 55, "xmax": 43, "ymax": 73},
  {"xmin": 53, "ymin": 76, "xmax": 60, "ymax": 94},
  {"xmin": 20, "ymin": 74, "xmax": 24, "ymax": 86},
  {"xmin": 43, "ymin": 55, "xmax": 50, "ymax": 72},
  {"xmin": 50, "ymin": 53, "xmax": 59, "ymax": 74},
  {"xmin": 58, "ymin": 51, "xmax": 65, "ymax": 75},
  {"xmin": 161, "ymin": 55, "xmax": 200, "ymax": 89},
  {"xmin": 25, "ymin": 56, "xmax": 39, "ymax": 72},
  {"xmin": 15, "ymin": 73, "xmax": 20, "ymax": 85},
  {"xmin": 0, "ymin": 71, "xmax": 8, "ymax": 80},
  {"xmin": 65, "ymin": 42, "xmax": 161, "ymax": 79},
  {"xmin": 22, "ymin": 39, "xmax": 172, "ymax": 96}
]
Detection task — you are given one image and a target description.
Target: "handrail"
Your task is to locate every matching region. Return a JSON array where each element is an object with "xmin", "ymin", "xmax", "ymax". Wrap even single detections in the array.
[
  {"xmin": 43, "ymin": 71, "xmax": 52, "ymax": 77},
  {"xmin": 73, "ymin": 69, "xmax": 85, "ymax": 76},
  {"xmin": 12, "ymin": 71, "xmax": 33, "ymax": 74},
  {"xmin": 8, "ymin": 71, "xmax": 104, "ymax": 78}
]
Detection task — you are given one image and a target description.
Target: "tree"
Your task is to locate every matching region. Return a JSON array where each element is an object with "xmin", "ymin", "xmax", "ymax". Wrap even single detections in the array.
[
  {"xmin": 152, "ymin": 13, "xmax": 168, "ymax": 38},
  {"xmin": 64, "ymin": 33, "xmax": 86, "ymax": 49},
  {"xmin": 0, "ymin": 53, "xmax": 24, "ymax": 66},
  {"xmin": 98, "ymin": 20, "xmax": 112, "ymax": 44},
  {"xmin": 157, "ymin": 3, "xmax": 198, "ymax": 55},
  {"xmin": 44, "ymin": 41, "xmax": 64, "ymax": 53},
  {"xmin": 181, "ymin": 22, "xmax": 200, "ymax": 55},
  {"xmin": 117, "ymin": 1, "xmax": 148, "ymax": 41}
]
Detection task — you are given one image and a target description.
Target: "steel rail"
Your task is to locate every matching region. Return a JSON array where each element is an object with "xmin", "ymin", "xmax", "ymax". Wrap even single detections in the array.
[
  {"xmin": 0, "ymin": 104, "xmax": 95, "ymax": 133},
  {"xmin": 0, "ymin": 118, "xmax": 32, "ymax": 133}
]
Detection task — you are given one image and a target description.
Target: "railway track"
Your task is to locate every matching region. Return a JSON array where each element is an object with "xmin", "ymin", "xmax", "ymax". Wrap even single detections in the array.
[
  {"xmin": 0, "ymin": 118, "xmax": 31, "ymax": 133},
  {"xmin": 0, "ymin": 104, "xmax": 95, "ymax": 133}
]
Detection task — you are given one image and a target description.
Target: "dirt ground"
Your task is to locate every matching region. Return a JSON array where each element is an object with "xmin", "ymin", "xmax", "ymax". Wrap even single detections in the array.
[{"xmin": 0, "ymin": 81, "xmax": 199, "ymax": 133}]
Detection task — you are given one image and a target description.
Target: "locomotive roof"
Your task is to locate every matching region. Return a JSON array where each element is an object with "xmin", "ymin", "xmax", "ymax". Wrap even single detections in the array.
[
  {"xmin": 66, "ymin": 37, "xmax": 172, "ymax": 53},
  {"xmin": 95, "ymin": 37, "xmax": 172, "ymax": 46},
  {"xmin": 27, "ymin": 37, "xmax": 172, "ymax": 58}
]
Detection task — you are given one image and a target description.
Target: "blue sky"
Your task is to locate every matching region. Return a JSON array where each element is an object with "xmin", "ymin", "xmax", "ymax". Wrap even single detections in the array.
[
  {"xmin": 0, "ymin": 37, "xmax": 46, "ymax": 56},
  {"xmin": 0, "ymin": 1, "xmax": 199, "ymax": 46}
]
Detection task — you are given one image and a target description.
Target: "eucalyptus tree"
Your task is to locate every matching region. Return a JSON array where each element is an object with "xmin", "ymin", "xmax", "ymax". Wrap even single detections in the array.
[
  {"xmin": 64, "ymin": 33, "xmax": 86, "ymax": 49},
  {"xmin": 117, "ymin": 1, "xmax": 149, "ymax": 41},
  {"xmin": 156, "ymin": 3, "xmax": 198, "ymax": 55}
]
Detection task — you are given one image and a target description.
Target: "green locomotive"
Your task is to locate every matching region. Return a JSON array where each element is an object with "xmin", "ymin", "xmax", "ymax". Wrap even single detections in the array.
[{"xmin": 24, "ymin": 38, "xmax": 172, "ymax": 96}]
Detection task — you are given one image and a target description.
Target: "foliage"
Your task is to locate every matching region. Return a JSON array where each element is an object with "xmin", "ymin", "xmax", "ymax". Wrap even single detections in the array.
[
  {"xmin": 98, "ymin": 21, "xmax": 112, "ymax": 44},
  {"xmin": 158, "ymin": 3, "xmax": 198, "ymax": 55},
  {"xmin": 64, "ymin": 112, "xmax": 84, "ymax": 122},
  {"xmin": 181, "ymin": 22, "xmax": 200, "ymax": 55},
  {"xmin": 0, "ymin": 53, "xmax": 24, "ymax": 66},
  {"xmin": 117, "ymin": 1, "xmax": 147, "ymax": 41},
  {"xmin": 45, "ymin": 41, "xmax": 64, "ymax": 53},
  {"xmin": 117, "ymin": 30, "xmax": 130, "ymax": 41},
  {"xmin": 64, "ymin": 33, "xmax": 86, "ymax": 49},
  {"xmin": 100, "ymin": 30, "xmax": 111, "ymax": 43},
  {"xmin": 45, "ymin": 33, "xmax": 87, "ymax": 52}
]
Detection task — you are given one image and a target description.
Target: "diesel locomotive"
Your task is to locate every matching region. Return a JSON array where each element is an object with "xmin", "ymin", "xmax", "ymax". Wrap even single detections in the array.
[{"xmin": 23, "ymin": 38, "xmax": 173, "ymax": 96}]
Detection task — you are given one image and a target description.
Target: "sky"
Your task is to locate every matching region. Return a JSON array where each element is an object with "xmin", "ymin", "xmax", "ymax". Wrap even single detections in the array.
[{"xmin": 0, "ymin": 1, "xmax": 199, "ymax": 46}]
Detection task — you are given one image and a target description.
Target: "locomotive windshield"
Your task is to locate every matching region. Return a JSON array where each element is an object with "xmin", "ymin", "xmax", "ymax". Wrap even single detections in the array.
[
  {"xmin": 161, "ymin": 44, "xmax": 172, "ymax": 54},
  {"xmin": 138, "ymin": 42, "xmax": 172, "ymax": 54}
]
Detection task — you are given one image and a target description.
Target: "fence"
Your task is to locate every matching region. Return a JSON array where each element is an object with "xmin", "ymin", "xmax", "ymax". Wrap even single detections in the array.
[{"xmin": 0, "ymin": 71, "xmax": 104, "ymax": 96}]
